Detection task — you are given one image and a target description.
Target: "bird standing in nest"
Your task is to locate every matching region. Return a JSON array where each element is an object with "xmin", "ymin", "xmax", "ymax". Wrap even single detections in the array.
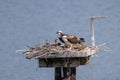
[{"xmin": 56, "ymin": 30, "xmax": 85, "ymax": 50}]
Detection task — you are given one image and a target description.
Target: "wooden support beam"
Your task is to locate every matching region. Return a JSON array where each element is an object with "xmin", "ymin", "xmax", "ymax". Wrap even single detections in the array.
[
  {"xmin": 55, "ymin": 67, "xmax": 76, "ymax": 80},
  {"xmin": 38, "ymin": 57, "xmax": 90, "ymax": 67},
  {"xmin": 55, "ymin": 67, "xmax": 62, "ymax": 80}
]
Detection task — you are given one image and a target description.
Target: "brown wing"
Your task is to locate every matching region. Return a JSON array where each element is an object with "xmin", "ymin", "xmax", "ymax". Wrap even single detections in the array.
[{"xmin": 66, "ymin": 35, "xmax": 79, "ymax": 44}]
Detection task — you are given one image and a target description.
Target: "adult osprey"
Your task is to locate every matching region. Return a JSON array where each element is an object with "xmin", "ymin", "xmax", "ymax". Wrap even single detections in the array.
[{"xmin": 56, "ymin": 30, "xmax": 85, "ymax": 48}]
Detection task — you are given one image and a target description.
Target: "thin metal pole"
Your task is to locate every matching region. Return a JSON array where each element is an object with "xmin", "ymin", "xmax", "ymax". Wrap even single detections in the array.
[
  {"xmin": 90, "ymin": 16, "xmax": 107, "ymax": 47},
  {"xmin": 90, "ymin": 17, "xmax": 95, "ymax": 46}
]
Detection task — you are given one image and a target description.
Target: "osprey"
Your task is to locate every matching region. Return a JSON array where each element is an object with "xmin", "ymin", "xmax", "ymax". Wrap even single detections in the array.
[{"xmin": 56, "ymin": 30, "xmax": 85, "ymax": 48}]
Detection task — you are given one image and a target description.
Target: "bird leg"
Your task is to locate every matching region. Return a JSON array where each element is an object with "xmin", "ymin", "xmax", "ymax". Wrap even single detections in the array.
[{"xmin": 62, "ymin": 36, "xmax": 72, "ymax": 49}]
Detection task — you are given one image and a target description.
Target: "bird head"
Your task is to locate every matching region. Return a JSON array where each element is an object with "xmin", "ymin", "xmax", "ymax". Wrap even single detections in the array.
[{"xmin": 56, "ymin": 30, "xmax": 63, "ymax": 36}]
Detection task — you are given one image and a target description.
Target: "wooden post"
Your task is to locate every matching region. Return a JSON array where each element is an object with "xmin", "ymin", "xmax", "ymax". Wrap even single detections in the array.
[
  {"xmin": 55, "ymin": 67, "xmax": 76, "ymax": 80},
  {"xmin": 55, "ymin": 67, "xmax": 62, "ymax": 80}
]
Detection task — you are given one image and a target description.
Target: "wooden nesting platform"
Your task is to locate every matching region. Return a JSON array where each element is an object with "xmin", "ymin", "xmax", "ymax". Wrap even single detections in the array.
[{"xmin": 24, "ymin": 42, "xmax": 98, "ymax": 67}]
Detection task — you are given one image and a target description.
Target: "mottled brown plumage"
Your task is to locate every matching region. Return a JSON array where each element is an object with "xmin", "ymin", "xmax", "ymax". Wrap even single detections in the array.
[{"xmin": 56, "ymin": 31, "xmax": 85, "ymax": 48}]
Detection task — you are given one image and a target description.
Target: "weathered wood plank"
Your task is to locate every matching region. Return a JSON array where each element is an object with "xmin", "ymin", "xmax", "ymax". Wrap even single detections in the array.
[{"xmin": 38, "ymin": 57, "xmax": 90, "ymax": 67}]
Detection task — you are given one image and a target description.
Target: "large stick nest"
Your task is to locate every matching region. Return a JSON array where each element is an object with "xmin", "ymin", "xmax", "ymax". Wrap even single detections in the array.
[{"xmin": 23, "ymin": 40, "xmax": 98, "ymax": 59}]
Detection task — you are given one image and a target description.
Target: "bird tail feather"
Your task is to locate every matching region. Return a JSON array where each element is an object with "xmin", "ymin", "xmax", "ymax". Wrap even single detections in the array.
[{"xmin": 79, "ymin": 38, "xmax": 85, "ymax": 42}]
